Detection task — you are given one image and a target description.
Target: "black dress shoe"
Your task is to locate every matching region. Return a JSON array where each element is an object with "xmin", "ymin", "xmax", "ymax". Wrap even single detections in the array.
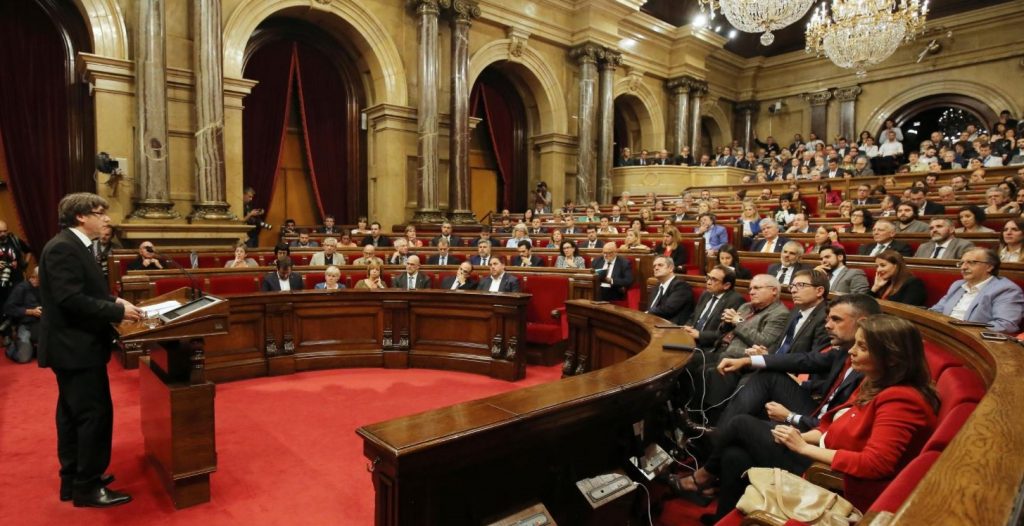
[
  {"xmin": 73, "ymin": 486, "xmax": 132, "ymax": 508},
  {"xmin": 60, "ymin": 474, "xmax": 115, "ymax": 502}
]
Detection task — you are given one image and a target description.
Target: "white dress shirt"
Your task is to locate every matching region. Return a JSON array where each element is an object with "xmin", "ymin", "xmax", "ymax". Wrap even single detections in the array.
[{"xmin": 950, "ymin": 276, "xmax": 994, "ymax": 321}]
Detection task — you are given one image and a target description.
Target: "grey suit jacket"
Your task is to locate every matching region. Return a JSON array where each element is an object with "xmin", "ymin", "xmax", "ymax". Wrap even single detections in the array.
[
  {"xmin": 913, "ymin": 238, "xmax": 975, "ymax": 260},
  {"xmin": 829, "ymin": 266, "xmax": 870, "ymax": 294},
  {"xmin": 719, "ymin": 301, "xmax": 790, "ymax": 358},
  {"xmin": 930, "ymin": 276, "xmax": 1024, "ymax": 334}
]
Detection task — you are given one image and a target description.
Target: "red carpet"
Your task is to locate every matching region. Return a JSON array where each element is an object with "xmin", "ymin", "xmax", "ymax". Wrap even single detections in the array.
[{"xmin": 0, "ymin": 358, "xmax": 562, "ymax": 525}]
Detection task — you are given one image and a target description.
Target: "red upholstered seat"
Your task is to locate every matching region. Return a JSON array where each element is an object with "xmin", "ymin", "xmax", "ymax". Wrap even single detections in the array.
[
  {"xmin": 197, "ymin": 255, "xmax": 219, "ymax": 268},
  {"xmin": 302, "ymin": 272, "xmax": 325, "ymax": 289},
  {"xmin": 911, "ymin": 268, "xmax": 959, "ymax": 306},
  {"xmin": 923, "ymin": 341, "xmax": 964, "ymax": 379},
  {"xmin": 207, "ymin": 275, "xmax": 259, "ymax": 295},
  {"xmin": 520, "ymin": 274, "xmax": 568, "ymax": 344},
  {"xmin": 924, "ymin": 402, "xmax": 977, "ymax": 452},
  {"xmin": 292, "ymin": 254, "xmax": 312, "ymax": 266},
  {"xmin": 935, "ymin": 367, "xmax": 985, "ymax": 421},
  {"xmin": 868, "ymin": 450, "xmax": 941, "ymax": 514},
  {"xmin": 742, "ymin": 258, "xmax": 772, "ymax": 276},
  {"xmin": 154, "ymin": 277, "xmax": 196, "ymax": 296}
]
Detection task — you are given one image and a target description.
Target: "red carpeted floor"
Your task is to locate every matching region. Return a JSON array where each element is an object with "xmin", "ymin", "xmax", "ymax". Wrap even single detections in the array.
[{"xmin": 0, "ymin": 358, "xmax": 564, "ymax": 525}]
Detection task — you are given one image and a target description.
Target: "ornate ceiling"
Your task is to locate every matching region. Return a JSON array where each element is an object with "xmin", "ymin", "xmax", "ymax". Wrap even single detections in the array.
[{"xmin": 639, "ymin": 0, "xmax": 1014, "ymax": 58}]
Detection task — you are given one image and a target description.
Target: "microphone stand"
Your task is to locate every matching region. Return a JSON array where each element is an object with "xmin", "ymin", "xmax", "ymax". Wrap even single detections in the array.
[{"xmin": 148, "ymin": 248, "xmax": 203, "ymax": 301}]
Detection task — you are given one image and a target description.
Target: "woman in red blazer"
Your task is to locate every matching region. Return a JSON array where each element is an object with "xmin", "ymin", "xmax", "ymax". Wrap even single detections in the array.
[{"xmin": 675, "ymin": 314, "xmax": 939, "ymax": 524}]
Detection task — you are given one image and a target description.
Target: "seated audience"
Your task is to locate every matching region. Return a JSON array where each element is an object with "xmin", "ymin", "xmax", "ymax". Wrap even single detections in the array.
[
  {"xmin": 908, "ymin": 187, "xmax": 945, "ymax": 216},
  {"xmin": 895, "ymin": 203, "xmax": 929, "ymax": 233},
  {"xmin": 314, "ymin": 265, "xmax": 346, "ymax": 290},
  {"xmin": 716, "ymin": 244, "xmax": 752, "ymax": 280},
  {"xmin": 387, "ymin": 238, "xmax": 412, "ymax": 265},
  {"xmin": 643, "ymin": 256, "xmax": 694, "ymax": 325},
  {"xmin": 593, "ymin": 242, "xmax": 634, "ymax": 301},
  {"xmin": 261, "ymin": 257, "xmax": 303, "ymax": 292},
  {"xmin": 846, "ymin": 208, "xmax": 873, "ymax": 234},
  {"xmin": 319, "ymin": 214, "xmax": 340, "ymax": 235},
  {"xmin": 477, "ymin": 258, "xmax": 520, "ymax": 293},
  {"xmin": 738, "ymin": 201, "xmax": 762, "ymax": 249},
  {"xmin": 751, "ymin": 219, "xmax": 789, "ymax": 253},
  {"xmin": 505, "ymin": 223, "xmax": 531, "ymax": 248},
  {"xmin": 225, "ymin": 241, "xmax": 258, "ymax": 268},
  {"xmin": 337, "ymin": 232, "xmax": 358, "ymax": 248},
  {"xmin": 985, "ymin": 187, "xmax": 1020, "ymax": 215},
  {"xmin": 555, "ymin": 240, "xmax": 585, "ymax": 269},
  {"xmin": 426, "ymin": 239, "xmax": 460, "ymax": 266},
  {"xmin": 956, "ymin": 205, "xmax": 994, "ymax": 234},
  {"xmin": 393, "ymin": 255, "xmax": 431, "ymax": 290},
  {"xmin": 470, "ymin": 240, "xmax": 493, "ymax": 266},
  {"xmin": 807, "ymin": 226, "xmax": 843, "ymax": 254},
  {"xmin": 404, "ymin": 225, "xmax": 424, "ymax": 248},
  {"xmin": 859, "ymin": 219, "xmax": 913, "ymax": 257},
  {"xmin": 930, "ymin": 248, "xmax": 1024, "ymax": 334},
  {"xmin": 515, "ymin": 240, "xmax": 545, "ymax": 267},
  {"xmin": 361, "ymin": 221, "xmax": 391, "ymax": 247},
  {"xmin": 351, "ymin": 216, "xmax": 371, "ymax": 237},
  {"xmin": 126, "ymin": 241, "xmax": 163, "ymax": 271},
  {"xmin": 685, "ymin": 314, "xmax": 938, "ymax": 522},
  {"xmin": 681, "ymin": 265, "xmax": 746, "ymax": 348},
  {"xmin": 1000, "ymin": 219, "xmax": 1024, "ymax": 262},
  {"xmin": 354, "ymin": 262, "xmax": 387, "ymax": 289},
  {"xmin": 471, "ymin": 226, "xmax": 493, "ymax": 247},
  {"xmin": 441, "ymin": 261, "xmax": 478, "ymax": 290},
  {"xmin": 816, "ymin": 246, "xmax": 869, "ymax": 294},
  {"xmin": 310, "ymin": 237, "xmax": 345, "ymax": 266},
  {"xmin": 915, "ymin": 218, "xmax": 975, "ymax": 260},
  {"xmin": 654, "ymin": 226, "xmax": 688, "ymax": 273},
  {"xmin": 290, "ymin": 229, "xmax": 319, "ymax": 248},
  {"xmin": 870, "ymin": 250, "xmax": 927, "ymax": 306},
  {"xmin": 353, "ymin": 245, "xmax": 383, "ymax": 266}
]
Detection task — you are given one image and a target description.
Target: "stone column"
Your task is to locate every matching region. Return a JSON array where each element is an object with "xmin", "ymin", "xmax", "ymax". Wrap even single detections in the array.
[
  {"xmin": 412, "ymin": 0, "xmax": 448, "ymax": 224},
  {"xmin": 190, "ymin": 0, "xmax": 234, "ymax": 221},
  {"xmin": 446, "ymin": 0, "xmax": 480, "ymax": 224},
  {"xmin": 735, "ymin": 101, "xmax": 760, "ymax": 154},
  {"xmin": 832, "ymin": 86, "xmax": 862, "ymax": 142},
  {"xmin": 570, "ymin": 43, "xmax": 602, "ymax": 204},
  {"xmin": 132, "ymin": 0, "xmax": 177, "ymax": 219},
  {"xmin": 803, "ymin": 90, "xmax": 833, "ymax": 142},
  {"xmin": 666, "ymin": 77, "xmax": 692, "ymax": 157},
  {"xmin": 689, "ymin": 81, "xmax": 708, "ymax": 157},
  {"xmin": 596, "ymin": 49, "xmax": 620, "ymax": 205}
]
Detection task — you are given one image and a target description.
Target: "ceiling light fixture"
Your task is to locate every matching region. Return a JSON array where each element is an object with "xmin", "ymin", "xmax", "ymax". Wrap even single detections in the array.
[
  {"xmin": 698, "ymin": 0, "xmax": 815, "ymax": 45},
  {"xmin": 806, "ymin": 0, "xmax": 929, "ymax": 77}
]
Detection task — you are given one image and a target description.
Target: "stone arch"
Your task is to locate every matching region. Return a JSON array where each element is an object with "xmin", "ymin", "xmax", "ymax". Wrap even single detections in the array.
[
  {"xmin": 469, "ymin": 40, "xmax": 568, "ymax": 136},
  {"xmin": 863, "ymin": 80, "xmax": 1018, "ymax": 137},
  {"xmin": 701, "ymin": 100, "xmax": 731, "ymax": 151},
  {"xmin": 70, "ymin": 0, "xmax": 129, "ymax": 59},
  {"xmin": 223, "ymin": 0, "xmax": 407, "ymax": 106},
  {"xmin": 614, "ymin": 78, "xmax": 665, "ymax": 149}
]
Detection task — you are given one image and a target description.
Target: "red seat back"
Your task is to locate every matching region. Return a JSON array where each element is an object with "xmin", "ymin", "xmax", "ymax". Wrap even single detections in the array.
[
  {"xmin": 935, "ymin": 367, "xmax": 985, "ymax": 421},
  {"xmin": 154, "ymin": 277, "xmax": 196, "ymax": 296},
  {"xmin": 868, "ymin": 450, "xmax": 941, "ymax": 513},
  {"xmin": 207, "ymin": 275, "xmax": 260, "ymax": 295},
  {"xmin": 924, "ymin": 402, "xmax": 977, "ymax": 453},
  {"xmin": 519, "ymin": 274, "xmax": 569, "ymax": 325}
]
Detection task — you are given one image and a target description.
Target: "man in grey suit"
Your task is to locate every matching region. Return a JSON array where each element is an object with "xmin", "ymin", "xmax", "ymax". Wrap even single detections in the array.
[
  {"xmin": 392, "ymin": 255, "xmax": 431, "ymax": 289},
  {"xmin": 931, "ymin": 248, "xmax": 1024, "ymax": 334},
  {"xmin": 914, "ymin": 218, "xmax": 975, "ymax": 260},
  {"xmin": 745, "ymin": 270, "xmax": 831, "ymax": 357},
  {"xmin": 682, "ymin": 265, "xmax": 746, "ymax": 349},
  {"xmin": 815, "ymin": 246, "xmax": 869, "ymax": 294}
]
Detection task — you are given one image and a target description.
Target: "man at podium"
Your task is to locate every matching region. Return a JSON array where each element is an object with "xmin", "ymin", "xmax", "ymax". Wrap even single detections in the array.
[{"xmin": 38, "ymin": 193, "xmax": 143, "ymax": 508}]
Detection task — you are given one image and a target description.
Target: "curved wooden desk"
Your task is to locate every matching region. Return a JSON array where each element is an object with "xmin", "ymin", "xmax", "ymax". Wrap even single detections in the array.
[{"xmin": 357, "ymin": 300, "xmax": 696, "ymax": 525}]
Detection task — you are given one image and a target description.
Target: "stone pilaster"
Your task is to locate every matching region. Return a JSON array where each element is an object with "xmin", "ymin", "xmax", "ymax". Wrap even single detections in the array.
[
  {"xmin": 190, "ymin": 0, "xmax": 234, "ymax": 221},
  {"xmin": 803, "ymin": 90, "xmax": 833, "ymax": 142},
  {"xmin": 689, "ymin": 80, "xmax": 708, "ymax": 157},
  {"xmin": 832, "ymin": 86, "xmax": 862, "ymax": 142},
  {"xmin": 132, "ymin": 0, "xmax": 177, "ymax": 219},
  {"xmin": 735, "ymin": 101, "xmax": 760, "ymax": 154},
  {"xmin": 666, "ymin": 77, "xmax": 693, "ymax": 157},
  {"xmin": 570, "ymin": 42, "xmax": 603, "ymax": 204},
  {"xmin": 412, "ymin": 0, "xmax": 449, "ymax": 224},
  {"xmin": 596, "ymin": 49, "xmax": 620, "ymax": 205},
  {"xmin": 446, "ymin": 0, "xmax": 480, "ymax": 224}
]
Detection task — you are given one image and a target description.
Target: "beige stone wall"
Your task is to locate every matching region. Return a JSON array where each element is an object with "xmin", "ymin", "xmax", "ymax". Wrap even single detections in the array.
[{"xmin": 55, "ymin": 0, "xmax": 1024, "ymax": 235}]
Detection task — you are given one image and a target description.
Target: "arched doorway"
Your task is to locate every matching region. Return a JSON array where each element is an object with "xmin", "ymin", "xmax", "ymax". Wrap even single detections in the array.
[
  {"xmin": 470, "ymin": 66, "xmax": 529, "ymax": 214},
  {"xmin": 699, "ymin": 117, "xmax": 719, "ymax": 159},
  {"xmin": 888, "ymin": 95, "xmax": 998, "ymax": 152},
  {"xmin": 242, "ymin": 18, "xmax": 366, "ymax": 243},
  {"xmin": 0, "ymin": 0, "xmax": 94, "ymax": 250}
]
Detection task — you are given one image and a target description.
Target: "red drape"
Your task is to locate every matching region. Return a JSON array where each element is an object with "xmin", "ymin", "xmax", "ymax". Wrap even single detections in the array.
[
  {"xmin": 0, "ymin": 1, "xmax": 73, "ymax": 248},
  {"xmin": 293, "ymin": 42, "xmax": 351, "ymax": 220},
  {"xmin": 242, "ymin": 40, "xmax": 297, "ymax": 216},
  {"xmin": 471, "ymin": 73, "xmax": 527, "ymax": 211}
]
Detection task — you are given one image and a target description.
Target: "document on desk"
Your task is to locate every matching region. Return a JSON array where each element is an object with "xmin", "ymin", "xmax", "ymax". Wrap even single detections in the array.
[
  {"xmin": 575, "ymin": 470, "xmax": 636, "ymax": 509},
  {"xmin": 140, "ymin": 300, "xmax": 182, "ymax": 317}
]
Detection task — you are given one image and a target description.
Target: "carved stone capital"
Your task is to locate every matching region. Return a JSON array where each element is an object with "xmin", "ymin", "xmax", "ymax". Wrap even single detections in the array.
[
  {"xmin": 735, "ymin": 101, "xmax": 760, "ymax": 114},
  {"xmin": 411, "ymin": 0, "xmax": 448, "ymax": 16},
  {"xmin": 570, "ymin": 42, "xmax": 604, "ymax": 65},
  {"xmin": 449, "ymin": 0, "xmax": 480, "ymax": 22},
  {"xmin": 599, "ymin": 49, "xmax": 621, "ymax": 70},
  {"xmin": 666, "ymin": 76, "xmax": 696, "ymax": 94},
  {"xmin": 506, "ymin": 27, "xmax": 530, "ymax": 59},
  {"xmin": 803, "ymin": 90, "xmax": 833, "ymax": 107},
  {"xmin": 130, "ymin": 201, "xmax": 179, "ymax": 220},
  {"xmin": 832, "ymin": 86, "xmax": 862, "ymax": 102}
]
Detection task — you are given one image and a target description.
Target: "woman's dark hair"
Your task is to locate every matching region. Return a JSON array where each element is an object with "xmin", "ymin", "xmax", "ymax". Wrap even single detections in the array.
[
  {"xmin": 853, "ymin": 207, "xmax": 876, "ymax": 229},
  {"xmin": 718, "ymin": 244, "xmax": 744, "ymax": 271},
  {"xmin": 875, "ymin": 250, "xmax": 912, "ymax": 294},
  {"xmin": 818, "ymin": 183, "xmax": 832, "ymax": 193},
  {"xmin": 872, "ymin": 185, "xmax": 888, "ymax": 196},
  {"xmin": 1001, "ymin": 218, "xmax": 1024, "ymax": 250},
  {"xmin": 961, "ymin": 204, "xmax": 987, "ymax": 225},
  {"xmin": 854, "ymin": 315, "xmax": 939, "ymax": 412},
  {"xmin": 560, "ymin": 239, "xmax": 578, "ymax": 257},
  {"xmin": 274, "ymin": 242, "xmax": 290, "ymax": 256}
]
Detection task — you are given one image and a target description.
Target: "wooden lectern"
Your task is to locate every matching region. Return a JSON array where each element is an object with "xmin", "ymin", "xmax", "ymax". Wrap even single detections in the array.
[{"xmin": 117, "ymin": 288, "xmax": 229, "ymax": 509}]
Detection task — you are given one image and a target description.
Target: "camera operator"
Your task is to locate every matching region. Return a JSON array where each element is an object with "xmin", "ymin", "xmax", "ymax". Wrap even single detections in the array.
[
  {"xmin": 533, "ymin": 181, "xmax": 552, "ymax": 213},
  {"xmin": 0, "ymin": 220, "xmax": 31, "ymax": 309},
  {"xmin": 125, "ymin": 242, "xmax": 164, "ymax": 271},
  {"xmin": 242, "ymin": 187, "xmax": 269, "ymax": 248}
]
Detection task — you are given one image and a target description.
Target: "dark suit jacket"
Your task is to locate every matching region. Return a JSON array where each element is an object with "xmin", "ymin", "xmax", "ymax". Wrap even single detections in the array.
[
  {"xmin": 857, "ymin": 240, "xmax": 913, "ymax": 257},
  {"xmin": 361, "ymin": 235, "xmax": 392, "ymax": 247},
  {"xmin": 778, "ymin": 301, "xmax": 832, "ymax": 355},
  {"xmin": 920, "ymin": 201, "xmax": 946, "ymax": 216},
  {"xmin": 766, "ymin": 262, "xmax": 813, "ymax": 283},
  {"xmin": 750, "ymin": 236, "xmax": 790, "ymax": 253},
  {"xmin": 441, "ymin": 275, "xmax": 478, "ymax": 290},
  {"xmin": 513, "ymin": 255, "xmax": 545, "ymax": 267},
  {"xmin": 427, "ymin": 254, "xmax": 462, "ymax": 266},
  {"xmin": 580, "ymin": 239, "xmax": 602, "ymax": 250},
  {"xmin": 430, "ymin": 234, "xmax": 463, "ymax": 247},
  {"xmin": 469, "ymin": 255, "xmax": 494, "ymax": 266},
  {"xmin": 261, "ymin": 273, "xmax": 305, "ymax": 292},
  {"xmin": 762, "ymin": 346, "xmax": 863, "ymax": 431},
  {"xmin": 477, "ymin": 274, "xmax": 520, "ymax": 293},
  {"xmin": 38, "ymin": 229, "xmax": 126, "ymax": 369},
  {"xmin": 687, "ymin": 289, "xmax": 746, "ymax": 348},
  {"xmin": 644, "ymin": 278, "xmax": 694, "ymax": 325},
  {"xmin": 392, "ymin": 273, "xmax": 431, "ymax": 290},
  {"xmin": 593, "ymin": 256, "xmax": 634, "ymax": 301},
  {"xmin": 872, "ymin": 276, "xmax": 928, "ymax": 307},
  {"xmin": 653, "ymin": 244, "xmax": 688, "ymax": 273}
]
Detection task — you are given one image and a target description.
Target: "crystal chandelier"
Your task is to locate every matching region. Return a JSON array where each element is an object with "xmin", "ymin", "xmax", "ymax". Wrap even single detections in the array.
[
  {"xmin": 698, "ymin": 0, "xmax": 815, "ymax": 46},
  {"xmin": 806, "ymin": 0, "xmax": 929, "ymax": 77}
]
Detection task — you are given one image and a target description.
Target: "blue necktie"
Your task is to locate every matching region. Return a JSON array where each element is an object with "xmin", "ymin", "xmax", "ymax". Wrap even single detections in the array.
[
  {"xmin": 776, "ymin": 312, "xmax": 803, "ymax": 355},
  {"xmin": 695, "ymin": 296, "xmax": 719, "ymax": 331}
]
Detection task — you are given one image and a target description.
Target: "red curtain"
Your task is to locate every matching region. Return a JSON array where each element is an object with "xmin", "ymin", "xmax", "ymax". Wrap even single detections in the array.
[
  {"xmin": 242, "ymin": 40, "xmax": 297, "ymax": 216},
  {"xmin": 293, "ymin": 42, "xmax": 352, "ymax": 220},
  {"xmin": 471, "ymin": 71, "xmax": 527, "ymax": 211},
  {"xmin": 0, "ymin": 1, "xmax": 73, "ymax": 249}
]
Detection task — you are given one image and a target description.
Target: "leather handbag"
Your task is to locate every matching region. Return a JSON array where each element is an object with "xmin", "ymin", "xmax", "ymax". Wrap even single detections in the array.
[{"xmin": 736, "ymin": 468, "xmax": 862, "ymax": 526}]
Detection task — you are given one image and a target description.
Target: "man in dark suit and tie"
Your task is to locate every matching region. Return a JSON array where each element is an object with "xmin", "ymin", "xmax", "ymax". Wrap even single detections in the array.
[
  {"xmin": 261, "ymin": 257, "xmax": 305, "ymax": 291},
  {"xmin": 857, "ymin": 219, "xmax": 913, "ymax": 257},
  {"xmin": 643, "ymin": 256, "xmax": 694, "ymax": 324},
  {"xmin": 824, "ymin": 156, "xmax": 848, "ymax": 179},
  {"xmin": 682, "ymin": 265, "xmax": 746, "ymax": 348},
  {"xmin": 469, "ymin": 240, "xmax": 493, "ymax": 266},
  {"xmin": 766, "ymin": 241, "xmax": 812, "ymax": 286},
  {"xmin": 581, "ymin": 227, "xmax": 602, "ymax": 249},
  {"xmin": 749, "ymin": 219, "xmax": 789, "ymax": 253},
  {"xmin": 715, "ymin": 294, "xmax": 881, "ymax": 430},
  {"xmin": 745, "ymin": 269, "xmax": 831, "ymax": 358},
  {"xmin": 39, "ymin": 193, "xmax": 144, "ymax": 507},
  {"xmin": 426, "ymin": 239, "xmax": 461, "ymax": 266},
  {"xmin": 477, "ymin": 258, "xmax": 520, "ymax": 292},
  {"xmin": 441, "ymin": 261, "xmax": 478, "ymax": 290},
  {"xmin": 392, "ymin": 255, "xmax": 431, "ymax": 289},
  {"xmin": 593, "ymin": 242, "xmax": 633, "ymax": 301},
  {"xmin": 908, "ymin": 187, "xmax": 946, "ymax": 216},
  {"xmin": 515, "ymin": 240, "xmax": 545, "ymax": 267},
  {"xmin": 430, "ymin": 222, "xmax": 462, "ymax": 247}
]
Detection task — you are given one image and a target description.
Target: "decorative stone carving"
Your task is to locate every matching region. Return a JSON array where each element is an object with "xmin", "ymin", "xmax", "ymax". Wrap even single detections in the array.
[
  {"xmin": 506, "ymin": 27, "xmax": 529, "ymax": 59},
  {"xmin": 803, "ymin": 90, "xmax": 833, "ymax": 106},
  {"xmin": 265, "ymin": 337, "xmax": 278, "ymax": 357},
  {"xmin": 832, "ymin": 86, "xmax": 862, "ymax": 102},
  {"xmin": 491, "ymin": 334, "xmax": 503, "ymax": 359},
  {"xmin": 666, "ymin": 76, "xmax": 694, "ymax": 94},
  {"xmin": 382, "ymin": 328, "xmax": 393, "ymax": 348},
  {"xmin": 399, "ymin": 330, "xmax": 410, "ymax": 350},
  {"xmin": 446, "ymin": 0, "xmax": 480, "ymax": 225},
  {"xmin": 569, "ymin": 42, "xmax": 604, "ymax": 65},
  {"xmin": 505, "ymin": 336, "xmax": 518, "ymax": 360},
  {"xmin": 450, "ymin": 0, "xmax": 480, "ymax": 20},
  {"xmin": 282, "ymin": 333, "xmax": 295, "ymax": 354},
  {"xmin": 561, "ymin": 348, "xmax": 577, "ymax": 377}
]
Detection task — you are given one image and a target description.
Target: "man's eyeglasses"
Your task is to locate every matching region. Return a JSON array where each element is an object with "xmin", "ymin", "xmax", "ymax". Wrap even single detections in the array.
[
  {"xmin": 789, "ymin": 282, "xmax": 816, "ymax": 290},
  {"xmin": 959, "ymin": 259, "xmax": 990, "ymax": 267},
  {"xmin": 705, "ymin": 276, "xmax": 722, "ymax": 283}
]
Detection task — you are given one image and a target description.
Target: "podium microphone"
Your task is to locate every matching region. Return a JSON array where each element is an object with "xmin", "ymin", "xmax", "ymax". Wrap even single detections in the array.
[{"xmin": 147, "ymin": 247, "xmax": 203, "ymax": 300}]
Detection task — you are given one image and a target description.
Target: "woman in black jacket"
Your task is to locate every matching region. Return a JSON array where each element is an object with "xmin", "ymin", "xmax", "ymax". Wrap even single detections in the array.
[{"xmin": 870, "ymin": 250, "xmax": 927, "ymax": 306}]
